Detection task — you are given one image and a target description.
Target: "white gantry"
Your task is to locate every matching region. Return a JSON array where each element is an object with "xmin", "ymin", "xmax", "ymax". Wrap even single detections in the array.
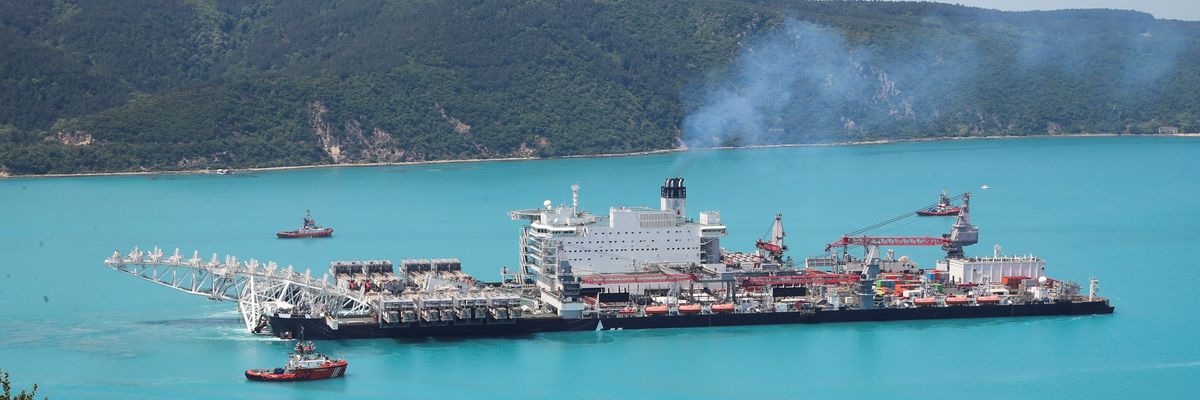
[{"xmin": 104, "ymin": 246, "xmax": 373, "ymax": 335}]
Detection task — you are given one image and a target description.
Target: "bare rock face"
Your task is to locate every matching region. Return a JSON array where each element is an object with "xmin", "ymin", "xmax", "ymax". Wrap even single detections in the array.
[
  {"xmin": 44, "ymin": 131, "xmax": 95, "ymax": 146},
  {"xmin": 364, "ymin": 128, "xmax": 406, "ymax": 162},
  {"xmin": 370, "ymin": 127, "xmax": 392, "ymax": 144},
  {"xmin": 309, "ymin": 100, "xmax": 417, "ymax": 163},
  {"xmin": 514, "ymin": 142, "xmax": 536, "ymax": 158},
  {"xmin": 309, "ymin": 100, "xmax": 342, "ymax": 162},
  {"xmin": 175, "ymin": 156, "xmax": 211, "ymax": 169},
  {"xmin": 436, "ymin": 102, "xmax": 492, "ymax": 157},
  {"xmin": 1047, "ymin": 122, "xmax": 1063, "ymax": 135},
  {"xmin": 306, "ymin": 100, "xmax": 547, "ymax": 165},
  {"xmin": 437, "ymin": 103, "xmax": 472, "ymax": 135}
]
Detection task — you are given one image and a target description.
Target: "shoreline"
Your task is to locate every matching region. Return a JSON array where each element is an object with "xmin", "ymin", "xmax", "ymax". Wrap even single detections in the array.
[{"xmin": 4, "ymin": 133, "xmax": 1198, "ymax": 179}]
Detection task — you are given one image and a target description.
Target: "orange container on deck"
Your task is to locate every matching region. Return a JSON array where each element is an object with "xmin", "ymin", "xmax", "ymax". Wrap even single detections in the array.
[{"xmin": 1001, "ymin": 276, "xmax": 1029, "ymax": 289}]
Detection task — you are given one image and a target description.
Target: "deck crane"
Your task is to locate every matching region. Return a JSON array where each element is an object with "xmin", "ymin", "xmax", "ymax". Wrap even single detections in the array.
[
  {"xmin": 755, "ymin": 213, "xmax": 788, "ymax": 261},
  {"xmin": 580, "ymin": 273, "xmax": 696, "ymax": 285},
  {"xmin": 740, "ymin": 269, "xmax": 860, "ymax": 286},
  {"xmin": 826, "ymin": 192, "xmax": 978, "ymax": 261}
]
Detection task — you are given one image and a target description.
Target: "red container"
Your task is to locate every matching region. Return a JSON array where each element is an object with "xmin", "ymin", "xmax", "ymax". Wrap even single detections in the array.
[{"xmin": 1002, "ymin": 275, "xmax": 1030, "ymax": 289}]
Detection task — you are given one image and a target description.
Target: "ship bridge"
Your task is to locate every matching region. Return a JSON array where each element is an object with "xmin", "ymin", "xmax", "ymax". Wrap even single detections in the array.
[{"xmin": 104, "ymin": 247, "xmax": 373, "ymax": 334}]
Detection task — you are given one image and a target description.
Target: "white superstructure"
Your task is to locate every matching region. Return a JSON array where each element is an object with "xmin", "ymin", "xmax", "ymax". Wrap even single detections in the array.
[
  {"xmin": 521, "ymin": 205, "xmax": 726, "ymax": 274},
  {"xmin": 940, "ymin": 256, "xmax": 1046, "ymax": 284},
  {"xmin": 510, "ymin": 178, "xmax": 727, "ymax": 280}
]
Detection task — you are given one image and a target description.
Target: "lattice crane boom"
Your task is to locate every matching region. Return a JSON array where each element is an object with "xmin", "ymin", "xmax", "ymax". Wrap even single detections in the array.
[
  {"xmin": 104, "ymin": 246, "xmax": 374, "ymax": 335},
  {"xmin": 825, "ymin": 235, "xmax": 951, "ymax": 252}
]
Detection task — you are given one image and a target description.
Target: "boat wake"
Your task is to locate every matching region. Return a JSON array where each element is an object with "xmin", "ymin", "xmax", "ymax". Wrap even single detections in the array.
[
  {"xmin": 212, "ymin": 325, "xmax": 282, "ymax": 341},
  {"xmin": 1121, "ymin": 360, "xmax": 1200, "ymax": 371},
  {"xmin": 139, "ymin": 318, "xmax": 240, "ymax": 326},
  {"xmin": 206, "ymin": 308, "xmax": 242, "ymax": 319}
]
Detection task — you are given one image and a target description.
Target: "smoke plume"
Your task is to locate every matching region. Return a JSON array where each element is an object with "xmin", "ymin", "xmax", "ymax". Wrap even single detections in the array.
[{"xmin": 679, "ymin": 11, "xmax": 1193, "ymax": 149}]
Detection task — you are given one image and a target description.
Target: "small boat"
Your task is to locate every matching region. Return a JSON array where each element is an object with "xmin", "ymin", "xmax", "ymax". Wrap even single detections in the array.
[
  {"xmin": 916, "ymin": 190, "xmax": 962, "ymax": 216},
  {"xmin": 945, "ymin": 295, "xmax": 970, "ymax": 305},
  {"xmin": 678, "ymin": 304, "xmax": 702, "ymax": 314},
  {"xmin": 246, "ymin": 341, "xmax": 348, "ymax": 382},
  {"xmin": 711, "ymin": 303, "xmax": 736, "ymax": 313},
  {"xmin": 644, "ymin": 305, "xmax": 669, "ymax": 315},
  {"xmin": 215, "ymin": 169, "xmax": 233, "ymax": 175},
  {"xmin": 913, "ymin": 297, "xmax": 938, "ymax": 306},
  {"xmin": 976, "ymin": 295, "xmax": 1002, "ymax": 304},
  {"xmin": 980, "ymin": 184, "xmax": 990, "ymax": 190},
  {"xmin": 277, "ymin": 210, "xmax": 334, "ymax": 238}
]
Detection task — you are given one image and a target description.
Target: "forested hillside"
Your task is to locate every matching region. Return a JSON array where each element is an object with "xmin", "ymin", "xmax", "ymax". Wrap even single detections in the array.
[{"xmin": 1, "ymin": 0, "xmax": 1197, "ymax": 175}]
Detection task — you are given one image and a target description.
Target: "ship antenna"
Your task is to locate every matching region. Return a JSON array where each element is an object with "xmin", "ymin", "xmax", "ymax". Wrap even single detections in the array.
[
  {"xmin": 571, "ymin": 184, "xmax": 580, "ymax": 212},
  {"xmin": 959, "ymin": 192, "xmax": 970, "ymax": 225},
  {"xmin": 772, "ymin": 213, "xmax": 786, "ymax": 247}
]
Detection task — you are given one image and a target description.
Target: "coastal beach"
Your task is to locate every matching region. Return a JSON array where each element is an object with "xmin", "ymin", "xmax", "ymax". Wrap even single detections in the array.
[{"xmin": 6, "ymin": 133, "xmax": 1194, "ymax": 180}]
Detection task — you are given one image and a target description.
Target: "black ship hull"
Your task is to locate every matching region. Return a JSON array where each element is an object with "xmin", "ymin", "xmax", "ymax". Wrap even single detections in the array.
[{"xmin": 269, "ymin": 300, "xmax": 1114, "ymax": 340}]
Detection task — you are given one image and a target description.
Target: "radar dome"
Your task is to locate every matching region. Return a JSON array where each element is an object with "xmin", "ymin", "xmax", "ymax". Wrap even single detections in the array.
[
  {"xmin": 543, "ymin": 200, "xmax": 553, "ymax": 209},
  {"xmin": 1038, "ymin": 276, "xmax": 1048, "ymax": 284}
]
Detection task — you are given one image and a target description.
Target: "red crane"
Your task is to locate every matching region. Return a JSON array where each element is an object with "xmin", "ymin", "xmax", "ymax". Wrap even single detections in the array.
[
  {"xmin": 580, "ymin": 273, "xmax": 696, "ymax": 285},
  {"xmin": 823, "ymin": 192, "xmax": 975, "ymax": 257},
  {"xmin": 825, "ymin": 235, "xmax": 950, "ymax": 252},
  {"xmin": 755, "ymin": 213, "xmax": 788, "ymax": 256},
  {"xmin": 742, "ymin": 273, "xmax": 860, "ymax": 286},
  {"xmin": 756, "ymin": 240, "xmax": 784, "ymax": 254}
]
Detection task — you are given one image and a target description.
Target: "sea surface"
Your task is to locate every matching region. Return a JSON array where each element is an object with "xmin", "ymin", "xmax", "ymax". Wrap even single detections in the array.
[{"xmin": 1, "ymin": 136, "xmax": 1197, "ymax": 399}]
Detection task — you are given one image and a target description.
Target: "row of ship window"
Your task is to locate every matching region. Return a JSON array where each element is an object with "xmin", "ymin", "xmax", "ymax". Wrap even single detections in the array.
[
  {"xmin": 569, "ymin": 239, "xmax": 688, "ymax": 244},
  {"xmin": 534, "ymin": 230, "xmax": 690, "ymax": 234},
  {"xmin": 592, "ymin": 230, "xmax": 687, "ymax": 234},
  {"xmin": 564, "ymin": 247, "xmax": 698, "ymax": 253}
]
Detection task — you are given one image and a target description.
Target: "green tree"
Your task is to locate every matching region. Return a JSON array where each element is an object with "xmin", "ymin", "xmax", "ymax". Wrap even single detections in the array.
[
  {"xmin": 0, "ymin": 1, "xmax": 1197, "ymax": 175},
  {"xmin": 0, "ymin": 370, "xmax": 45, "ymax": 400}
]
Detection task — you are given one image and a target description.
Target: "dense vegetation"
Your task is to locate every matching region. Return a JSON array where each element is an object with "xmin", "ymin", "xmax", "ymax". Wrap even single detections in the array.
[
  {"xmin": 0, "ymin": 370, "xmax": 44, "ymax": 400},
  {"xmin": 1, "ymin": 1, "xmax": 1197, "ymax": 175}
]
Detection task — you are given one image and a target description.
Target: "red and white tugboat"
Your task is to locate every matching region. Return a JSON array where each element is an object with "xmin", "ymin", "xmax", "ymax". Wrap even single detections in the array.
[
  {"xmin": 245, "ymin": 341, "xmax": 348, "ymax": 382},
  {"xmin": 915, "ymin": 190, "xmax": 962, "ymax": 216},
  {"xmin": 276, "ymin": 210, "xmax": 334, "ymax": 238}
]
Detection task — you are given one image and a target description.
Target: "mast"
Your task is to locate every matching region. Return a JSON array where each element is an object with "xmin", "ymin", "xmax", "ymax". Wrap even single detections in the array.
[
  {"xmin": 942, "ymin": 192, "xmax": 979, "ymax": 259},
  {"xmin": 770, "ymin": 213, "xmax": 786, "ymax": 248},
  {"xmin": 756, "ymin": 214, "xmax": 788, "ymax": 261},
  {"xmin": 571, "ymin": 184, "xmax": 580, "ymax": 215}
]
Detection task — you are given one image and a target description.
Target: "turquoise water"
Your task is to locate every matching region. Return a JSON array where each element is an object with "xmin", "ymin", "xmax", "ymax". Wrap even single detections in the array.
[{"xmin": 1, "ymin": 136, "xmax": 1197, "ymax": 399}]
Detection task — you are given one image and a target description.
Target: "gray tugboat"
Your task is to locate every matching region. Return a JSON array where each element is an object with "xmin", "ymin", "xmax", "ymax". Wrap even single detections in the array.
[{"xmin": 276, "ymin": 210, "xmax": 333, "ymax": 239}]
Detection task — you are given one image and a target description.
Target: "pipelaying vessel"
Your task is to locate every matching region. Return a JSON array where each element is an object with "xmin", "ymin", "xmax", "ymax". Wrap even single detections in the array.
[{"xmin": 104, "ymin": 178, "xmax": 1113, "ymax": 339}]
